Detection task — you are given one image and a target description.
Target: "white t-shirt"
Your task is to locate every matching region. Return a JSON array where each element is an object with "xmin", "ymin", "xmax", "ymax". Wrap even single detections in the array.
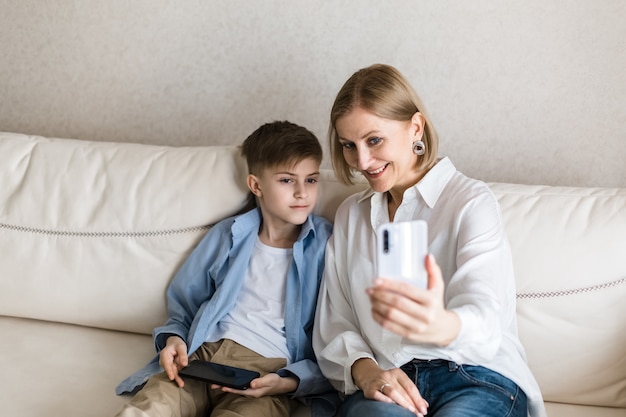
[{"xmin": 210, "ymin": 238, "xmax": 292, "ymax": 361}]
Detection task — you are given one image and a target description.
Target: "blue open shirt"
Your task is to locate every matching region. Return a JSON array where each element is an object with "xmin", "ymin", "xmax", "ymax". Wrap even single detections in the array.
[{"xmin": 116, "ymin": 208, "xmax": 337, "ymax": 414}]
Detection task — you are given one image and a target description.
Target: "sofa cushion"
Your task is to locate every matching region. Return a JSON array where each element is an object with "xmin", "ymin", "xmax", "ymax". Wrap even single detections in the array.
[
  {"xmin": 0, "ymin": 132, "xmax": 250, "ymax": 334},
  {"xmin": 0, "ymin": 316, "xmax": 153, "ymax": 417},
  {"xmin": 490, "ymin": 183, "xmax": 626, "ymax": 409},
  {"xmin": 2, "ymin": 315, "xmax": 621, "ymax": 417},
  {"xmin": 544, "ymin": 402, "xmax": 626, "ymax": 417}
]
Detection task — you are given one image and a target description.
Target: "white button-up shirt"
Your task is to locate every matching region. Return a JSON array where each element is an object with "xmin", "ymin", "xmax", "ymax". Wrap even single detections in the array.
[{"xmin": 313, "ymin": 157, "xmax": 546, "ymax": 417}]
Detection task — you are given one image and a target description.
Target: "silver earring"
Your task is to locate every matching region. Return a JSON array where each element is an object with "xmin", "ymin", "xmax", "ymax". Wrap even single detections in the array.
[{"xmin": 413, "ymin": 140, "xmax": 425, "ymax": 155}]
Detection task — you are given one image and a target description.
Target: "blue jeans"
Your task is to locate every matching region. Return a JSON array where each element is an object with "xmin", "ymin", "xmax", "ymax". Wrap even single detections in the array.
[{"xmin": 339, "ymin": 360, "xmax": 527, "ymax": 417}]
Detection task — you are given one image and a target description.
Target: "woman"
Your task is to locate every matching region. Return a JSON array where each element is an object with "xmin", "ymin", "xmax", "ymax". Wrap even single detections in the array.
[{"xmin": 313, "ymin": 64, "xmax": 546, "ymax": 417}]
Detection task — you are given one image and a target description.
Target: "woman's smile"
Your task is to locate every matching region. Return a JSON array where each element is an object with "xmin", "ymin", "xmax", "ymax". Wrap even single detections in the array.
[{"xmin": 366, "ymin": 163, "xmax": 389, "ymax": 176}]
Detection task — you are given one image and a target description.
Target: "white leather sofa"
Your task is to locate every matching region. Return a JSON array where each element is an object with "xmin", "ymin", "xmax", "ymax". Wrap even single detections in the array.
[{"xmin": 1, "ymin": 131, "xmax": 624, "ymax": 417}]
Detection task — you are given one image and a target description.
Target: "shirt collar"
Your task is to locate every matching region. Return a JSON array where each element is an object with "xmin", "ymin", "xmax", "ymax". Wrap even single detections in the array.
[
  {"xmin": 416, "ymin": 157, "xmax": 457, "ymax": 208},
  {"xmin": 231, "ymin": 208, "xmax": 261, "ymax": 238},
  {"xmin": 297, "ymin": 214, "xmax": 316, "ymax": 241}
]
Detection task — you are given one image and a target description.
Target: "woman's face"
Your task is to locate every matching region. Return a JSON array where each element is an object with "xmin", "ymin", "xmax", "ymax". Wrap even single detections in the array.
[{"xmin": 335, "ymin": 106, "xmax": 425, "ymax": 195}]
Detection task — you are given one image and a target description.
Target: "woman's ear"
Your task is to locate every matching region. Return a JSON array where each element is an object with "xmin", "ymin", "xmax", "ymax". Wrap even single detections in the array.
[
  {"xmin": 411, "ymin": 112, "xmax": 426, "ymax": 140},
  {"xmin": 247, "ymin": 174, "xmax": 262, "ymax": 197}
]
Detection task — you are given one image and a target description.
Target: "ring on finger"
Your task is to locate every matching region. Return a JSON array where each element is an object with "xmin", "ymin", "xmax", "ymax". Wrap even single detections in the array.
[{"xmin": 379, "ymin": 382, "xmax": 391, "ymax": 393}]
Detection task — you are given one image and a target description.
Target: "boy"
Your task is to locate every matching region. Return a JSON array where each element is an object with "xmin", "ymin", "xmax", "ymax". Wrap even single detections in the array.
[{"xmin": 115, "ymin": 121, "xmax": 337, "ymax": 417}]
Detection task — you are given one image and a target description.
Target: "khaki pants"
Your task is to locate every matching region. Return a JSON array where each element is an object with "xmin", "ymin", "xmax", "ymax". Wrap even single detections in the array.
[{"xmin": 116, "ymin": 339, "xmax": 299, "ymax": 417}]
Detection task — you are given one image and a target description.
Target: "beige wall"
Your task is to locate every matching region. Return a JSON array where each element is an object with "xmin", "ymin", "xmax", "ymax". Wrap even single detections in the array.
[{"xmin": 1, "ymin": 0, "xmax": 624, "ymax": 187}]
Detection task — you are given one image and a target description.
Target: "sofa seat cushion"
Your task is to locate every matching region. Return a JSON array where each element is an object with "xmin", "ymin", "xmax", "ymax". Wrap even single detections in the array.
[
  {"xmin": 2, "ymin": 315, "xmax": 622, "ymax": 417},
  {"xmin": 544, "ymin": 402, "xmax": 626, "ymax": 417},
  {"xmin": 0, "ymin": 315, "xmax": 313, "ymax": 416},
  {"xmin": 0, "ymin": 316, "xmax": 153, "ymax": 416}
]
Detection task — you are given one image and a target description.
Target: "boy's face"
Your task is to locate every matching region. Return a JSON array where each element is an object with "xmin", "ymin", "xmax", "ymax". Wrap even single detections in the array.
[{"xmin": 247, "ymin": 157, "xmax": 320, "ymax": 227}]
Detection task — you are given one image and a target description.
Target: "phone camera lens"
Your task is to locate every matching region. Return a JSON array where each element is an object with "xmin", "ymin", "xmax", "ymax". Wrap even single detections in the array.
[{"xmin": 383, "ymin": 230, "xmax": 389, "ymax": 253}]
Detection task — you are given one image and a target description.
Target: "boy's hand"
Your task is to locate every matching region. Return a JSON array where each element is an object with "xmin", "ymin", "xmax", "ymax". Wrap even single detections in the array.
[
  {"xmin": 211, "ymin": 373, "xmax": 298, "ymax": 397},
  {"xmin": 159, "ymin": 335, "xmax": 188, "ymax": 388}
]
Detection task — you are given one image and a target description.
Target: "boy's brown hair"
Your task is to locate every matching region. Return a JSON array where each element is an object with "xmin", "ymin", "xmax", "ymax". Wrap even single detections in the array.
[{"xmin": 241, "ymin": 120, "xmax": 322, "ymax": 176}]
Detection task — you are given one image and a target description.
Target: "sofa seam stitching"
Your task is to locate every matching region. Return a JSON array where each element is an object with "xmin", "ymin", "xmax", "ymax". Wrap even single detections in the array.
[
  {"xmin": 0, "ymin": 222, "xmax": 211, "ymax": 237},
  {"xmin": 516, "ymin": 277, "xmax": 626, "ymax": 299}
]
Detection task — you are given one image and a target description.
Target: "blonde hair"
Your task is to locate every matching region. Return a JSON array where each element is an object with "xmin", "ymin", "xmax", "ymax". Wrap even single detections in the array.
[{"xmin": 329, "ymin": 64, "xmax": 439, "ymax": 184}]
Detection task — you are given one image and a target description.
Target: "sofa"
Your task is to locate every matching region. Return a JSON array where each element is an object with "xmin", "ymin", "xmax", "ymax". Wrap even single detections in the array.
[{"xmin": 0, "ymin": 131, "xmax": 624, "ymax": 417}]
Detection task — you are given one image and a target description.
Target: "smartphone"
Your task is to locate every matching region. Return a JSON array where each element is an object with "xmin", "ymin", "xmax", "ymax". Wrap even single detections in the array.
[
  {"xmin": 179, "ymin": 360, "xmax": 260, "ymax": 390},
  {"xmin": 376, "ymin": 220, "xmax": 428, "ymax": 289}
]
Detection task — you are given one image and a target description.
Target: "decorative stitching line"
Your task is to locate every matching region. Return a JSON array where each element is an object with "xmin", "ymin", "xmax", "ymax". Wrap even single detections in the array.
[
  {"xmin": 3, "ymin": 220, "xmax": 624, "ymax": 297},
  {"xmin": 517, "ymin": 277, "xmax": 626, "ymax": 299},
  {"xmin": 0, "ymin": 222, "xmax": 211, "ymax": 238}
]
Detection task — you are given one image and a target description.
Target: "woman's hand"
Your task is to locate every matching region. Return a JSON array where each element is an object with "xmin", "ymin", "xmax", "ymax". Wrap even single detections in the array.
[
  {"xmin": 368, "ymin": 254, "xmax": 461, "ymax": 347},
  {"xmin": 159, "ymin": 335, "xmax": 189, "ymax": 388},
  {"xmin": 352, "ymin": 358, "xmax": 428, "ymax": 416},
  {"xmin": 211, "ymin": 373, "xmax": 298, "ymax": 397}
]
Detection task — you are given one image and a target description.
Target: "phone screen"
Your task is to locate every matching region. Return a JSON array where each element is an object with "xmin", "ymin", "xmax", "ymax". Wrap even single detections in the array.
[{"xmin": 179, "ymin": 360, "xmax": 260, "ymax": 390}]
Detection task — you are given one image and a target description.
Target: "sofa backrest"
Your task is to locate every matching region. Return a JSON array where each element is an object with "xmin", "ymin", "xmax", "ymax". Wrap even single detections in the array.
[
  {"xmin": 0, "ymin": 133, "xmax": 252, "ymax": 333},
  {"xmin": 0, "ymin": 132, "xmax": 368, "ymax": 335},
  {"xmin": 489, "ymin": 182, "xmax": 626, "ymax": 409}
]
